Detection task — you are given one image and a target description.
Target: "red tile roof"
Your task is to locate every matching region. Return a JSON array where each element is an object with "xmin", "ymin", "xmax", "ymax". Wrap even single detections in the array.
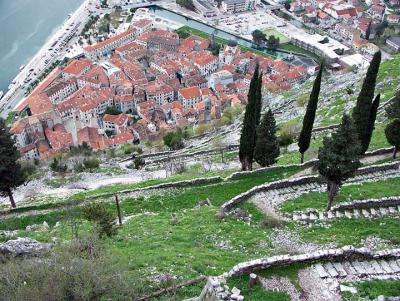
[
  {"xmin": 63, "ymin": 58, "xmax": 92, "ymax": 75},
  {"xmin": 77, "ymin": 127, "xmax": 106, "ymax": 150},
  {"xmin": 106, "ymin": 130, "xmax": 134, "ymax": 146},
  {"xmin": 45, "ymin": 124, "xmax": 73, "ymax": 152},
  {"xmin": 84, "ymin": 28, "xmax": 137, "ymax": 52},
  {"xmin": 103, "ymin": 113, "xmax": 129, "ymax": 126},
  {"xmin": 179, "ymin": 86, "xmax": 201, "ymax": 99}
]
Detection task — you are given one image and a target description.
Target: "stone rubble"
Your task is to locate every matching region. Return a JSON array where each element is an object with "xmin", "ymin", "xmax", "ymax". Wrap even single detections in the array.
[{"xmin": 0, "ymin": 237, "xmax": 51, "ymax": 257}]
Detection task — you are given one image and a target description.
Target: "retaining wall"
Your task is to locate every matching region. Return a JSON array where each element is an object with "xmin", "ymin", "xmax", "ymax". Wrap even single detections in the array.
[
  {"xmin": 197, "ymin": 246, "xmax": 400, "ymax": 300},
  {"xmin": 330, "ymin": 196, "xmax": 400, "ymax": 211},
  {"xmin": 88, "ymin": 176, "xmax": 224, "ymax": 201},
  {"xmin": 220, "ymin": 161, "xmax": 400, "ymax": 212}
]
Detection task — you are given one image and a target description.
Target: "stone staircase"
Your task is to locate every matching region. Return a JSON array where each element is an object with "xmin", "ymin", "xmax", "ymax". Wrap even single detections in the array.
[
  {"xmin": 252, "ymin": 167, "xmax": 400, "ymax": 210},
  {"xmin": 313, "ymin": 258, "xmax": 400, "ymax": 279},
  {"xmin": 290, "ymin": 198, "xmax": 400, "ymax": 222}
]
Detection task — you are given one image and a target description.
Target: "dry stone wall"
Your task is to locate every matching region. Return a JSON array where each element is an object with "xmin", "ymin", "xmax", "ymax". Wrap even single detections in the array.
[
  {"xmin": 221, "ymin": 162, "xmax": 400, "ymax": 212},
  {"xmin": 228, "ymin": 160, "xmax": 318, "ymax": 179},
  {"xmin": 90, "ymin": 176, "xmax": 224, "ymax": 200},
  {"xmin": 288, "ymin": 196, "xmax": 400, "ymax": 222},
  {"xmin": 195, "ymin": 247, "xmax": 400, "ymax": 301}
]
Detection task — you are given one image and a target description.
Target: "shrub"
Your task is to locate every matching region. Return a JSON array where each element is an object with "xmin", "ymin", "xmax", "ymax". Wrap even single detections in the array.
[
  {"xmin": 278, "ymin": 131, "xmax": 295, "ymax": 153},
  {"xmin": 70, "ymin": 142, "xmax": 93, "ymax": 157},
  {"xmin": 0, "ymin": 238, "xmax": 137, "ymax": 299},
  {"xmin": 163, "ymin": 130, "xmax": 184, "ymax": 150},
  {"xmin": 194, "ymin": 124, "xmax": 212, "ymax": 136},
  {"xmin": 134, "ymin": 157, "xmax": 145, "ymax": 169},
  {"xmin": 132, "ymin": 146, "xmax": 143, "ymax": 155},
  {"xmin": 122, "ymin": 143, "xmax": 134, "ymax": 154},
  {"xmin": 82, "ymin": 203, "xmax": 117, "ymax": 238},
  {"xmin": 83, "ymin": 157, "xmax": 100, "ymax": 171},
  {"xmin": 50, "ymin": 157, "xmax": 68, "ymax": 173},
  {"xmin": 20, "ymin": 161, "xmax": 38, "ymax": 181},
  {"xmin": 182, "ymin": 126, "xmax": 194, "ymax": 138},
  {"xmin": 74, "ymin": 162, "xmax": 85, "ymax": 173},
  {"xmin": 107, "ymin": 148, "xmax": 116, "ymax": 159}
]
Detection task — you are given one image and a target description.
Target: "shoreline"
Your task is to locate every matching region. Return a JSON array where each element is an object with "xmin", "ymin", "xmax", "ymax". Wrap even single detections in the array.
[{"xmin": 0, "ymin": 0, "xmax": 91, "ymax": 115}]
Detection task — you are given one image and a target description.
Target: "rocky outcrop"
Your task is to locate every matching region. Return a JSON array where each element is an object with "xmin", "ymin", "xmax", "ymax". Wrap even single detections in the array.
[{"xmin": 0, "ymin": 237, "xmax": 51, "ymax": 257}]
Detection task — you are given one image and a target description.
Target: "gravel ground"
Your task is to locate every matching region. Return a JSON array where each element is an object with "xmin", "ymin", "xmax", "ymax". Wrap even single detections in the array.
[
  {"xmin": 0, "ymin": 169, "xmax": 166, "ymax": 206},
  {"xmin": 298, "ymin": 268, "xmax": 341, "ymax": 301},
  {"xmin": 259, "ymin": 275, "xmax": 302, "ymax": 300},
  {"xmin": 270, "ymin": 228, "xmax": 328, "ymax": 255}
]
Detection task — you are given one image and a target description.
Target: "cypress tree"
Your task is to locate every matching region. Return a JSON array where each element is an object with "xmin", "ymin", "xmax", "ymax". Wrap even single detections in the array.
[
  {"xmin": 254, "ymin": 109, "xmax": 280, "ymax": 167},
  {"xmin": 317, "ymin": 115, "xmax": 361, "ymax": 211},
  {"xmin": 365, "ymin": 21, "xmax": 372, "ymax": 40},
  {"xmin": 0, "ymin": 118, "xmax": 26, "ymax": 208},
  {"xmin": 298, "ymin": 63, "xmax": 323, "ymax": 163},
  {"xmin": 254, "ymin": 72, "xmax": 263, "ymax": 127},
  {"xmin": 363, "ymin": 94, "xmax": 380, "ymax": 154},
  {"xmin": 239, "ymin": 64, "xmax": 259, "ymax": 171},
  {"xmin": 352, "ymin": 50, "xmax": 381, "ymax": 154},
  {"xmin": 385, "ymin": 118, "xmax": 400, "ymax": 159}
]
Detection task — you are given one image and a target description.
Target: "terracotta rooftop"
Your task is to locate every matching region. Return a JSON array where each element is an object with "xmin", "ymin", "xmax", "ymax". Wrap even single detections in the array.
[
  {"xmin": 103, "ymin": 113, "xmax": 129, "ymax": 126},
  {"xmin": 63, "ymin": 58, "xmax": 92, "ymax": 75},
  {"xmin": 84, "ymin": 28, "xmax": 137, "ymax": 52},
  {"xmin": 179, "ymin": 86, "xmax": 202, "ymax": 99}
]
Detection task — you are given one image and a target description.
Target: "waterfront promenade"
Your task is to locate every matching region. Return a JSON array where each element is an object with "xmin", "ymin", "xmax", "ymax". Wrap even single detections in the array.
[{"xmin": 0, "ymin": 0, "xmax": 93, "ymax": 118}]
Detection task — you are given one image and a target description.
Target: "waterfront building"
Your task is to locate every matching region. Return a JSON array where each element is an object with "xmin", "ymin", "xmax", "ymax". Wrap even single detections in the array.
[{"xmin": 84, "ymin": 28, "xmax": 138, "ymax": 60}]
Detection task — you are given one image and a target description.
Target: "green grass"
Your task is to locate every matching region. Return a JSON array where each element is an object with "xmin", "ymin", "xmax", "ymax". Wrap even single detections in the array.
[
  {"xmin": 113, "ymin": 166, "xmax": 302, "ymax": 216},
  {"xmin": 317, "ymin": 97, "xmax": 349, "ymax": 126},
  {"xmin": 347, "ymin": 279, "xmax": 400, "ymax": 299},
  {"xmin": 154, "ymin": 282, "xmax": 205, "ymax": 300},
  {"xmin": 3, "ymin": 172, "xmax": 229, "ymax": 216},
  {"xmin": 263, "ymin": 28, "xmax": 290, "ymax": 44},
  {"xmin": 258, "ymin": 262, "xmax": 307, "ymax": 291},
  {"xmin": 295, "ymin": 216, "xmax": 400, "ymax": 246},
  {"xmin": 1, "ymin": 166, "xmax": 302, "ymax": 229},
  {"xmin": 175, "ymin": 26, "xmax": 278, "ymax": 58},
  {"xmin": 279, "ymin": 43, "xmax": 321, "ymax": 62},
  {"xmin": 108, "ymin": 205, "xmax": 275, "ymax": 279},
  {"xmin": 369, "ymin": 123, "xmax": 391, "ymax": 150},
  {"xmin": 45, "ymin": 175, "xmax": 84, "ymax": 188},
  {"xmin": 280, "ymin": 177, "xmax": 400, "ymax": 213},
  {"xmin": 227, "ymin": 275, "xmax": 290, "ymax": 301},
  {"xmin": 0, "ymin": 166, "xmax": 305, "ymax": 296}
]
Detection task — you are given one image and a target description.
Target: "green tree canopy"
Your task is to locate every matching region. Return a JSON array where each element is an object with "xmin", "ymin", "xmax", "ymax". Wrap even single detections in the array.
[
  {"xmin": 252, "ymin": 30, "xmax": 266, "ymax": 44},
  {"xmin": 385, "ymin": 118, "xmax": 400, "ymax": 159},
  {"xmin": 386, "ymin": 92, "xmax": 400, "ymax": 120},
  {"xmin": 298, "ymin": 63, "xmax": 323, "ymax": 163},
  {"xmin": 254, "ymin": 109, "xmax": 280, "ymax": 167},
  {"xmin": 163, "ymin": 129, "xmax": 184, "ymax": 150},
  {"xmin": 239, "ymin": 64, "xmax": 260, "ymax": 170},
  {"xmin": 0, "ymin": 118, "xmax": 26, "ymax": 208},
  {"xmin": 317, "ymin": 115, "xmax": 361, "ymax": 210},
  {"xmin": 352, "ymin": 50, "xmax": 381, "ymax": 154}
]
